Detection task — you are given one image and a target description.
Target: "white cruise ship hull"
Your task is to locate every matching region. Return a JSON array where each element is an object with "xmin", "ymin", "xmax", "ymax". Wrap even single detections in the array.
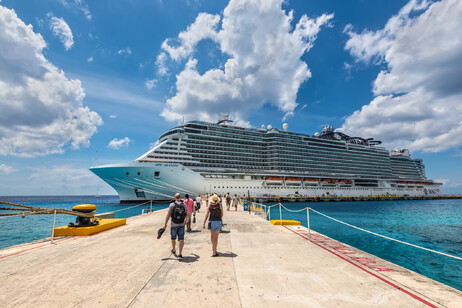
[{"xmin": 90, "ymin": 162, "xmax": 441, "ymax": 202}]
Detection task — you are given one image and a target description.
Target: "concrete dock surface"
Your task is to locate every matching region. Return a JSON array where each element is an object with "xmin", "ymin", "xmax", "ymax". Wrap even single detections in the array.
[{"xmin": 1, "ymin": 206, "xmax": 461, "ymax": 307}]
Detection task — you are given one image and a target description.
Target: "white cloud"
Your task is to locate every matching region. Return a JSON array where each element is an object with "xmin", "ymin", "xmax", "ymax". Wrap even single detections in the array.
[
  {"xmin": 159, "ymin": 0, "xmax": 333, "ymax": 124},
  {"xmin": 87, "ymin": 56, "xmax": 93, "ymax": 62},
  {"xmin": 75, "ymin": 0, "xmax": 92, "ymax": 20},
  {"xmin": 145, "ymin": 79, "xmax": 157, "ymax": 90},
  {"xmin": 342, "ymin": 0, "xmax": 462, "ymax": 153},
  {"xmin": 109, "ymin": 114, "xmax": 117, "ymax": 119},
  {"xmin": 49, "ymin": 16, "xmax": 74, "ymax": 50},
  {"xmin": 155, "ymin": 52, "xmax": 168, "ymax": 76},
  {"xmin": 117, "ymin": 47, "xmax": 132, "ymax": 55},
  {"xmin": 108, "ymin": 137, "xmax": 132, "ymax": 150},
  {"xmin": 0, "ymin": 6, "xmax": 102, "ymax": 157},
  {"xmin": 60, "ymin": 0, "xmax": 92, "ymax": 20},
  {"xmin": 0, "ymin": 164, "xmax": 17, "ymax": 174}
]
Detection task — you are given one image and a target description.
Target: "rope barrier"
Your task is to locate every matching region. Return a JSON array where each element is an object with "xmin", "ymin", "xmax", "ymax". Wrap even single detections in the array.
[
  {"xmin": 258, "ymin": 202, "xmax": 462, "ymax": 261},
  {"xmin": 309, "ymin": 208, "xmax": 462, "ymax": 261},
  {"xmin": 280, "ymin": 203, "xmax": 307, "ymax": 212},
  {"xmin": 111, "ymin": 201, "xmax": 151, "ymax": 213}
]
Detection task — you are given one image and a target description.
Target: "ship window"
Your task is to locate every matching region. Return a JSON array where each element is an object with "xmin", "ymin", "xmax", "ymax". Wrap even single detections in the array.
[
  {"xmin": 134, "ymin": 188, "xmax": 146, "ymax": 198},
  {"xmin": 154, "ymin": 171, "xmax": 160, "ymax": 178}
]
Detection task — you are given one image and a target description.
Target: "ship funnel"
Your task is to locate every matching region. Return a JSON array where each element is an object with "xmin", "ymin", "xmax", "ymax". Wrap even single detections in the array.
[
  {"xmin": 267, "ymin": 125, "xmax": 273, "ymax": 130},
  {"xmin": 261, "ymin": 125, "xmax": 266, "ymax": 130},
  {"xmin": 283, "ymin": 123, "xmax": 288, "ymax": 131}
]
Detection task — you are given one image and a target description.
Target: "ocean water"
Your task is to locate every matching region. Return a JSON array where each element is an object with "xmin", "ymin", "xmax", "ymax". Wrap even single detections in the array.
[
  {"xmin": 0, "ymin": 195, "xmax": 169, "ymax": 250},
  {"xmin": 265, "ymin": 199, "xmax": 462, "ymax": 291}
]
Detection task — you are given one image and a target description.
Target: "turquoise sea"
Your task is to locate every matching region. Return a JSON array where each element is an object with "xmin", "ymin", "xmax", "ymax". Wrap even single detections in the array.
[{"xmin": 1, "ymin": 196, "xmax": 461, "ymax": 291}]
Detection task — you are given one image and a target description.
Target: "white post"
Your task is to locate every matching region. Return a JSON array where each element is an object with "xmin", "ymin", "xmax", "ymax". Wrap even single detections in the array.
[
  {"xmin": 279, "ymin": 203, "xmax": 282, "ymax": 226},
  {"xmin": 306, "ymin": 207, "xmax": 311, "ymax": 241},
  {"xmin": 150, "ymin": 200, "xmax": 152, "ymax": 213},
  {"xmin": 51, "ymin": 209, "xmax": 57, "ymax": 244}
]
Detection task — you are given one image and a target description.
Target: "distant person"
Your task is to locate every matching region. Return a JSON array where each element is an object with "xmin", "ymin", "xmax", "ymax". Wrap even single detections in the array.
[
  {"xmin": 233, "ymin": 194, "xmax": 239, "ymax": 211},
  {"xmin": 203, "ymin": 194, "xmax": 223, "ymax": 256},
  {"xmin": 184, "ymin": 193, "xmax": 195, "ymax": 232},
  {"xmin": 195, "ymin": 195, "xmax": 202, "ymax": 212},
  {"xmin": 226, "ymin": 193, "xmax": 231, "ymax": 211},
  {"xmin": 162, "ymin": 193, "xmax": 189, "ymax": 261},
  {"xmin": 205, "ymin": 193, "xmax": 209, "ymax": 207}
]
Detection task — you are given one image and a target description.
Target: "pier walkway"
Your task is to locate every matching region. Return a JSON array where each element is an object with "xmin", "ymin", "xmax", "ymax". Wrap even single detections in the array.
[{"xmin": 1, "ymin": 206, "xmax": 461, "ymax": 307}]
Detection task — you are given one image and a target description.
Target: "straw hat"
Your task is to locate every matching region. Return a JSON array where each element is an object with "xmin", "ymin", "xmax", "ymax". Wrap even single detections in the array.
[{"xmin": 211, "ymin": 194, "xmax": 220, "ymax": 203}]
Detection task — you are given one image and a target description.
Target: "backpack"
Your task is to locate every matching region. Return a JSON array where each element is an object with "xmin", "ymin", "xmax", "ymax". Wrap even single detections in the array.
[{"xmin": 171, "ymin": 201, "xmax": 187, "ymax": 224}]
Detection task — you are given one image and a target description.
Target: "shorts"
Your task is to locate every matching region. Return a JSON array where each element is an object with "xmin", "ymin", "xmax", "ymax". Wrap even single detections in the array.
[
  {"xmin": 196, "ymin": 202, "xmax": 201, "ymax": 209},
  {"xmin": 171, "ymin": 225, "xmax": 185, "ymax": 240},
  {"xmin": 210, "ymin": 221, "xmax": 222, "ymax": 232}
]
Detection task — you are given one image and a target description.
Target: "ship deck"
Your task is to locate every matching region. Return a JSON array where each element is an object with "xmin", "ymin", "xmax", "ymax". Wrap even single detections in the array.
[{"xmin": 1, "ymin": 205, "xmax": 461, "ymax": 307}]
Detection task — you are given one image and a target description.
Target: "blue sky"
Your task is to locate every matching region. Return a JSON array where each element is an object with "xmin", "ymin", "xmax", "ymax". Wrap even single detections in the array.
[{"xmin": 0, "ymin": 0, "xmax": 461, "ymax": 195}]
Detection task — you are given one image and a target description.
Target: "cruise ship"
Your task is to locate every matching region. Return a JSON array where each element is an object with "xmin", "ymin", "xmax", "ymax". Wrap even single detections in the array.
[{"xmin": 90, "ymin": 114, "xmax": 441, "ymax": 202}]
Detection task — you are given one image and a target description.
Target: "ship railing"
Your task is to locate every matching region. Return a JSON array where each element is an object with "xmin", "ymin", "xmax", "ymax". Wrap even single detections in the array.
[{"xmin": 248, "ymin": 201, "xmax": 462, "ymax": 261}]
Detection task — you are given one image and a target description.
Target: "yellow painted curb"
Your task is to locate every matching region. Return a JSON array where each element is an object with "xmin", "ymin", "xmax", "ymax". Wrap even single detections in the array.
[
  {"xmin": 270, "ymin": 220, "xmax": 301, "ymax": 226},
  {"xmin": 54, "ymin": 218, "xmax": 126, "ymax": 236}
]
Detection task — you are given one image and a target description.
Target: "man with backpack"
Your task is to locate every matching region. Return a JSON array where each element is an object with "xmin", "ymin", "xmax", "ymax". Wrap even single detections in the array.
[{"xmin": 162, "ymin": 193, "xmax": 189, "ymax": 261}]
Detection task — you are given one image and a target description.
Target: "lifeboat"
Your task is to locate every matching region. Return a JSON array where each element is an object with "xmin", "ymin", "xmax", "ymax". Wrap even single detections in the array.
[
  {"xmin": 303, "ymin": 179, "xmax": 318, "ymax": 186},
  {"xmin": 338, "ymin": 179, "xmax": 353, "ymax": 185},
  {"xmin": 321, "ymin": 178, "xmax": 337, "ymax": 185},
  {"xmin": 265, "ymin": 177, "xmax": 283, "ymax": 185},
  {"xmin": 285, "ymin": 178, "xmax": 302, "ymax": 186}
]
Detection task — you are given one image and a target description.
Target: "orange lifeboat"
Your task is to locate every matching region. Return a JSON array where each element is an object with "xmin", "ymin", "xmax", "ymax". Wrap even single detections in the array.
[
  {"xmin": 303, "ymin": 178, "xmax": 318, "ymax": 186},
  {"xmin": 285, "ymin": 178, "xmax": 301, "ymax": 186},
  {"xmin": 321, "ymin": 178, "xmax": 337, "ymax": 185},
  {"xmin": 265, "ymin": 177, "xmax": 283, "ymax": 185}
]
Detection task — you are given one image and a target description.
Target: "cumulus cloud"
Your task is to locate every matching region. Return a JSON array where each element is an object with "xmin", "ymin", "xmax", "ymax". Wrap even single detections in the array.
[
  {"xmin": 49, "ymin": 16, "xmax": 74, "ymax": 50},
  {"xmin": 159, "ymin": 0, "xmax": 333, "ymax": 124},
  {"xmin": 342, "ymin": 0, "xmax": 462, "ymax": 153},
  {"xmin": 108, "ymin": 137, "xmax": 132, "ymax": 150},
  {"xmin": 0, "ymin": 5, "xmax": 102, "ymax": 157},
  {"xmin": 87, "ymin": 56, "xmax": 93, "ymax": 62},
  {"xmin": 0, "ymin": 164, "xmax": 17, "ymax": 174}
]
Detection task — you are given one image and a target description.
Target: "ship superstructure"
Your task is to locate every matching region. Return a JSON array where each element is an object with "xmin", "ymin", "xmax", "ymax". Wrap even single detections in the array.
[{"xmin": 90, "ymin": 115, "xmax": 441, "ymax": 201}]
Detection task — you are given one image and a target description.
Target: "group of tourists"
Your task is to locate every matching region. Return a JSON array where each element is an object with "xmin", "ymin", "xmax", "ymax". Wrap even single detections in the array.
[{"xmin": 162, "ymin": 192, "xmax": 234, "ymax": 260}]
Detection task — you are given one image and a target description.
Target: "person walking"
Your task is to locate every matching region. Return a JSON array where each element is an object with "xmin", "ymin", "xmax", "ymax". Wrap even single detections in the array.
[
  {"xmin": 163, "ymin": 193, "xmax": 189, "ymax": 261},
  {"xmin": 184, "ymin": 193, "xmax": 195, "ymax": 232},
  {"xmin": 233, "ymin": 194, "xmax": 239, "ymax": 211},
  {"xmin": 226, "ymin": 193, "xmax": 231, "ymax": 211},
  {"xmin": 203, "ymin": 194, "xmax": 223, "ymax": 257},
  {"xmin": 195, "ymin": 194, "xmax": 202, "ymax": 212}
]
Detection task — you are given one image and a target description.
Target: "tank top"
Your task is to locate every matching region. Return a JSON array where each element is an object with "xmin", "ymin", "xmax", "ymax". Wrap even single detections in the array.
[{"xmin": 209, "ymin": 203, "xmax": 221, "ymax": 221}]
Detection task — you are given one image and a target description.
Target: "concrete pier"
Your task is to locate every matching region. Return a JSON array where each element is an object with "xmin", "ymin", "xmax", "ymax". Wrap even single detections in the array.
[{"xmin": 1, "ymin": 206, "xmax": 461, "ymax": 307}]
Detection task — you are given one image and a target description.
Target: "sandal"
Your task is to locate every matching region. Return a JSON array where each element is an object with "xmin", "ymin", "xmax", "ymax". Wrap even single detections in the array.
[{"xmin": 171, "ymin": 249, "xmax": 177, "ymax": 256}]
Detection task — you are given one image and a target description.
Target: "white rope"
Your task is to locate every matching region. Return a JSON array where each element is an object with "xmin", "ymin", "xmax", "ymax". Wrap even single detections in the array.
[
  {"xmin": 111, "ymin": 201, "xmax": 151, "ymax": 213},
  {"xmin": 309, "ymin": 207, "xmax": 462, "ymax": 261},
  {"xmin": 280, "ymin": 203, "xmax": 307, "ymax": 213}
]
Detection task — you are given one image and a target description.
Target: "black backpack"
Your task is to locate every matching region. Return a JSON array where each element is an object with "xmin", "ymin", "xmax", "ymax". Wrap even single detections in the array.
[{"xmin": 171, "ymin": 201, "xmax": 186, "ymax": 224}]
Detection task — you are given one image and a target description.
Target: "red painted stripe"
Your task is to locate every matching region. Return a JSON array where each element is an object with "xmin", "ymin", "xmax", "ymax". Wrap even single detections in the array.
[
  {"xmin": 0, "ymin": 236, "xmax": 76, "ymax": 260},
  {"xmin": 283, "ymin": 226, "xmax": 439, "ymax": 308}
]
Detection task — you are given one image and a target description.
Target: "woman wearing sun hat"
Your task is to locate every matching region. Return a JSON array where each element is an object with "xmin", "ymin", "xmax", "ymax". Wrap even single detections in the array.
[{"xmin": 203, "ymin": 194, "xmax": 223, "ymax": 256}]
